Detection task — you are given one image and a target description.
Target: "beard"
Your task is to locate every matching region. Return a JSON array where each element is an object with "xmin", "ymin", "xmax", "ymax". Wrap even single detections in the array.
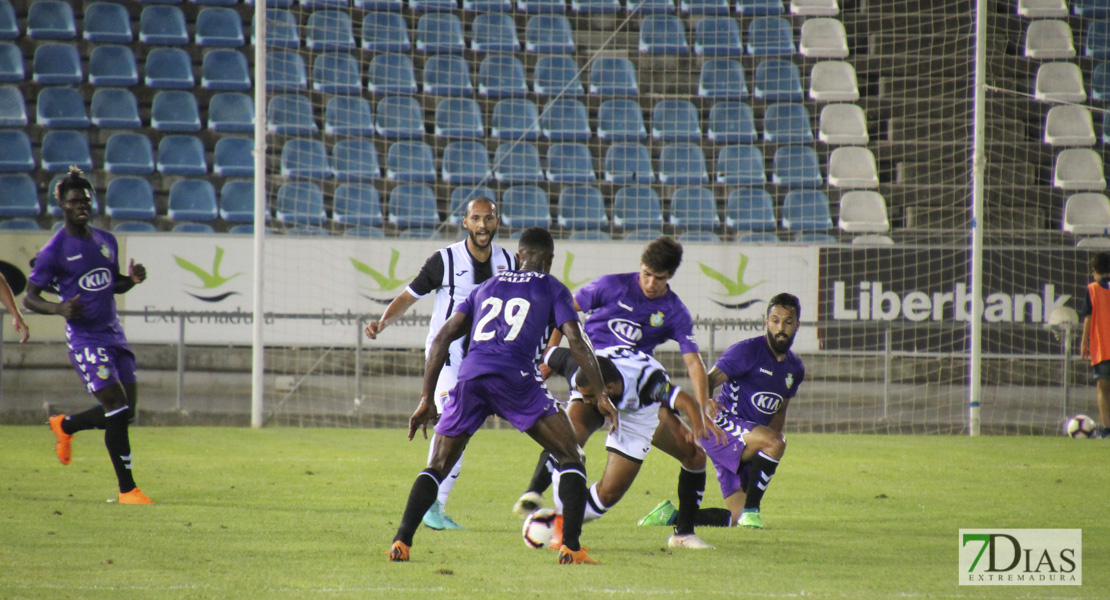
[
  {"xmin": 766, "ymin": 330, "xmax": 794, "ymax": 354},
  {"xmin": 468, "ymin": 227, "xmax": 493, "ymax": 248}
]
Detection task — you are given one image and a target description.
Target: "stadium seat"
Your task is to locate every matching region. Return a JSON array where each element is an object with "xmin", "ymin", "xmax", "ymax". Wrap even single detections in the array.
[
  {"xmin": 306, "ymin": 10, "xmax": 355, "ymax": 51},
  {"xmin": 0, "ymin": 1, "xmax": 15, "ymax": 40},
  {"xmin": 494, "ymin": 142, "xmax": 544, "ymax": 183},
  {"xmin": 84, "ymin": 3, "xmax": 132, "ymax": 43},
  {"xmin": 669, "ymin": 187, "xmax": 720, "ymax": 230},
  {"xmin": 412, "ymin": 0, "xmax": 458, "ymax": 11},
  {"xmin": 658, "ymin": 143, "xmax": 709, "ymax": 184},
  {"xmin": 268, "ymin": 94, "xmax": 318, "ymax": 135},
  {"xmin": 613, "ymin": 185, "xmax": 663, "ymax": 230},
  {"xmin": 332, "ymin": 139, "xmax": 381, "ymax": 181},
  {"xmin": 90, "ymin": 89, "xmax": 141, "ymax": 131},
  {"xmin": 799, "ymin": 17, "xmax": 848, "ymax": 58},
  {"xmin": 302, "ymin": 0, "xmax": 352, "ymax": 8},
  {"xmin": 417, "ymin": 13, "xmax": 466, "ymax": 53},
  {"xmin": 1086, "ymin": 20, "xmax": 1110, "ymax": 59},
  {"xmin": 557, "ymin": 186, "xmax": 607, "ymax": 229},
  {"xmin": 209, "ymin": 93, "xmax": 256, "ymax": 133},
  {"xmin": 362, "ymin": 11, "xmax": 411, "ymax": 52},
  {"xmin": 448, "ymin": 185, "xmax": 497, "ymax": 223},
  {"xmin": 500, "ymin": 185, "xmax": 551, "ymax": 228},
  {"xmin": 716, "ymin": 145, "xmax": 766, "ymax": 185},
  {"xmin": 424, "ymin": 55, "xmax": 474, "ymax": 96},
  {"xmin": 639, "ymin": 15, "xmax": 689, "ymax": 54},
  {"xmin": 196, "ymin": 7, "xmax": 245, "ymax": 47},
  {"xmin": 434, "ymin": 98, "xmax": 484, "ymax": 138},
  {"xmin": 781, "ymin": 190, "xmax": 832, "ymax": 231},
  {"xmin": 818, "ymin": 103, "xmax": 869, "ymax": 145},
  {"xmin": 837, "ymin": 190, "xmax": 889, "ymax": 233},
  {"xmin": 0, "ymin": 86, "xmax": 25, "ymax": 127},
  {"xmin": 368, "ymin": 54, "xmax": 419, "ymax": 95},
  {"xmin": 698, "ymin": 59, "xmax": 748, "ymax": 98},
  {"xmin": 627, "ymin": 0, "xmax": 676, "ymax": 14},
  {"xmin": 1054, "ymin": 148, "xmax": 1106, "ymax": 189},
  {"xmin": 589, "ymin": 57, "xmax": 639, "ymax": 96},
  {"xmin": 275, "ymin": 182, "xmax": 327, "ymax": 226},
  {"xmin": 737, "ymin": 0, "xmax": 782, "ymax": 14},
  {"xmin": 725, "ymin": 187, "xmax": 776, "ymax": 231},
  {"xmin": 156, "ymin": 135, "xmax": 207, "ymax": 176},
  {"xmin": 1063, "ymin": 192, "xmax": 1110, "ymax": 233},
  {"xmin": 604, "ymin": 143, "xmax": 654, "ymax": 184},
  {"xmin": 140, "ymin": 6, "xmax": 188, "ymax": 45},
  {"xmin": 36, "ymin": 87, "xmax": 88, "ymax": 129},
  {"xmin": 145, "ymin": 48, "xmax": 194, "ymax": 89},
  {"xmin": 104, "ymin": 133, "xmax": 155, "ymax": 175},
  {"xmin": 791, "ymin": 0, "xmax": 838, "ymax": 15},
  {"xmin": 519, "ymin": 0, "xmax": 567, "ymax": 13},
  {"xmin": 227, "ymin": 224, "xmax": 259, "ymax": 235},
  {"xmin": 466, "ymin": 0, "xmax": 514, "ymax": 11},
  {"xmin": 809, "ymin": 61, "xmax": 859, "ymax": 101},
  {"xmin": 794, "ymin": 232, "xmax": 838, "ymax": 244},
  {"xmin": 1074, "ymin": 0, "xmax": 1110, "ymax": 17},
  {"xmin": 652, "ymin": 100, "xmax": 702, "ymax": 142},
  {"xmin": 754, "ymin": 59, "xmax": 803, "ymax": 100},
  {"xmin": 763, "ymin": 103, "xmax": 813, "ymax": 143},
  {"xmin": 266, "ymin": 51, "xmax": 307, "ymax": 92},
  {"xmin": 219, "ymin": 181, "xmax": 260, "ymax": 223},
  {"xmin": 772, "ymin": 145, "xmax": 821, "ymax": 187},
  {"xmin": 573, "ymin": 0, "xmax": 621, "ymax": 13},
  {"xmin": 1024, "ymin": 19, "xmax": 1075, "ymax": 59},
  {"xmin": 541, "ymin": 98, "xmax": 591, "ymax": 141},
  {"xmin": 737, "ymin": 231, "xmax": 781, "ymax": 243},
  {"xmin": 0, "ymin": 175, "xmax": 40, "ymax": 217},
  {"xmin": 682, "ymin": 0, "xmax": 729, "ymax": 15},
  {"xmin": 388, "ymin": 184, "xmax": 441, "ymax": 228},
  {"xmin": 0, "ymin": 218, "xmax": 40, "ymax": 230},
  {"xmin": 1044, "ymin": 105, "xmax": 1095, "ymax": 145},
  {"xmin": 41, "ymin": 131, "xmax": 91, "ymax": 172},
  {"xmin": 747, "ymin": 17, "xmax": 794, "ymax": 55},
  {"xmin": 213, "ymin": 137, "xmax": 254, "ymax": 177},
  {"xmin": 707, "ymin": 101, "xmax": 758, "ymax": 143},
  {"xmin": 106, "ymin": 178, "xmax": 156, "ymax": 220},
  {"xmin": 1035, "ymin": 61, "xmax": 1086, "ymax": 103},
  {"xmin": 281, "ymin": 139, "xmax": 332, "ymax": 180},
  {"xmin": 828, "ymin": 146, "xmax": 878, "ymax": 188},
  {"xmin": 533, "ymin": 56, "xmax": 583, "ymax": 95},
  {"xmin": 694, "ymin": 17, "xmax": 743, "ymax": 57},
  {"xmin": 526, "ymin": 15, "xmax": 575, "ymax": 53},
  {"xmin": 597, "ymin": 99, "xmax": 647, "ymax": 142},
  {"xmin": 478, "ymin": 55, "xmax": 528, "ymax": 98},
  {"xmin": 333, "ymin": 184, "xmax": 384, "ymax": 227},
  {"xmin": 253, "ymin": 10, "xmax": 299, "ymax": 49},
  {"xmin": 0, "ymin": 131, "xmax": 33, "ymax": 172},
  {"xmin": 851, "ymin": 234, "xmax": 894, "ymax": 246},
  {"xmin": 491, "ymin": 98, "xmax": 541, "ymax": 139},
  {"xmin": 168, "ymin": 180, "xmax": 218, "ymax": 222},
  {"xmin": 546, "ymin": 143, "xmax": 596, "ymax": 183},
  {"xmin": 1092, "ymin": 62, "xmax": 1110, "ymax": 101},
  {"xmin": 313, "ymin": 53, "xmax": 362, "ymax": 94},
  {"xmin": 112, "ymin": 222, "xmax": 157, "ymax": 234},
  {"xmin": 1076, "ymin": 236, "xmax": 1110, "ymax": 247},
  {"xmin": 151, "ymin": 91, "xmax": 201, "ymax": 132},
  {"xmin": 678, "ymin": 231, "xmax": 721, "ymax": 243},
  {"xmin": 28, "ymin": 1, "xmax": 75, "ymax": 40},
  {"xmin": 33, "ymin": 44, "xmax": 82, "ymax": 85},
  {"xmin": 1017, "ymin": 0, "xmax": 1067, "ymax": 17},
  {"xmin": 472, "ymin": 13, "xmax": 520, "ymax": 53},
  {"xmin": 1101, "ymin": 113, "xmax": 1110, "ymax": 144},
  {"xmin": 386, "ymin": 141, "xmax": 437, "ymax": 182},
  {"xmin": 441, "ymin": 140, "xmax": 492, "ymax": 184},
  {"xmin": 172, "ymin": 223, "xmax": 216, "ymax": 234},
  {"xmin": 202, "ymin": 49, "xmax": 251, "ymax": 90},
  {"xmin": 374, "ymin": 95, "xmax": 425, "ymax": 138},
  {"xmin": 0, "ymin": 43, "xmax": 22, "ymax": 82},
  {"xmin": 88, "ymin": 46, "xmax": 138, "ymax": 87}
]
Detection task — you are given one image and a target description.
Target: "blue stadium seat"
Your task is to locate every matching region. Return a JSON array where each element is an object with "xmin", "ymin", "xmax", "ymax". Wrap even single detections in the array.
[
  {"xmin": 209, "ymin": 93, "xmax": 255, "ymax": 132},
  {"xmin": 362, "ymin": 12, "xmax": 411, "ymax": 52},
  {"xmin": 763, "ymin": 103, "xmax": 813, "ymax": 143},
  {"xmin": 156, "ymin": 135, "xmax": 207, "ymax": 175},
  {"xmin": 658, "ymin": 143, "xmax": 709, "ymax": 184},
  {"xmin": 1087, "ymin": 20, "xmax": 1110, "ymax": 59},
  {"xmin": 0, "ymin": 43, "xmax": 23, "ymax": 82},
  {"xmin": 707, "ymin": 101, "xmax": 757, "ymax": 143},
  {"xmin": 313, "ymin": 52, "xmax": 361, "ymax": 94},
  {"xmin": 151, "ymin": 91, "xmax": 201, "ymax": 132},
  {"xmin": 494, "ymin": 142, "xmax": 544, "ymax": 183},
  {"xmin": 104, "ymin": 133, "xmax": 155, "ymax": 175},
  {"xmin": 781, "ymin": 189, "xmax": 832, "ymax": 231},
  {"xmin": 573, "ymin": 0, "xmax": 620, "ymax": 13},
  {"xmin": 202, "ymin": 50, "xmax": 251, "ymax": 90},
  {"xmin": 604, "ymin": 143, "xmax": 654, "ymax": 183},
  {"xmin": 478, "ymin": 56, "xmax": 528, "ymax": 98},
  {"xmin": 793, "ymin": 233, "xmax": 838, "ymax": 244},
  {"xmin": 28, "ymin": 1, "xmax": 75, "ymax": 40},
  {"xmin": 747, "ymin": 16, "xmax": 794, "ymax": 55},
  {"xmin": 500, "ymin": 185, "xmax": 551, "ymax": 228},
  {"xmin": 281, "ymin": 139, "xmax": 332, "ymax": 179},
  {"xmin": 541, "ymin": 98, "xmax": 591, "ymax": 141},
  {"xmin": 266, "ymin": 51, "xmax": 307, "ymax": 91},
  {"xmin": 682, "ymin": 0, "xmax": 729, "ymax": 15},
  {"xmin": 302, "ymin": 0, "xmax": 352, "ymax": 8},
  {"xmin": 0, "ymin": 1, "xmax": 16, "ymax": 40},
  {"xmin": 268, "ymin": 94, "xmax": 318, "ymax": 134},
  {"xmin": 557, "ymin": 186, "xmax": 606, "ymax": 229},
  {"xmin": 168, "ymin": 180, "xmax": 218, "ymax": 222},
  {"xmin": 325, "ymin": 96, "xmax": 374, "ymax": 135},
  {"xmin": 772, "ymin": 145, "xmax": 822, "ymax": 187},
  {"xmin": 213, "ymin": 137, "xmax": 254, "ymax": 176},
  {"xmin": 89, "ymin": 45, "xmax": 138, "ymax": 86},
  {"xmin": 0, "ymin": 175, "xmax": 40, "ymax": 217},
  {"xmin": 357, "ymin": 0, "xmax": 401, "ymax": 9},
  {"xmin": 533, "ymin": 56, "xmax": 583, "ymax": 96},
  {"xmin": 140, "ymin": 6, "xmax": 188, "ymax": 45},
  {"xmin": 416, "ymin": 13, "xmax": 466, "ymax": 53},
  {"xmin": 196, "ymin": 0, "xmax": 242, "ymax": 5},
  {"xmin": 627, "ymin": 0, "xmax": 675, "ymax": 13},
  {"xmin": 716, "ymin": 145, "xmax": 766, "ymax": 185},
  {"xmin": 678, "ymin": 231, "xmax": 721, "ymax": 243},
  {"xmin": 219, "ymin": 181, "xmax": 260, "ymax": 223},
  {"xmin": 466, "ymin": 0, "xmax": 513, "ymax": 10},
  {"xmin": 306, "ymin": 10, "xmax": 356, "ymax": 51},
  {"xmin": 385, "ymin": 141, "xmax": 437, "ymax": 182},
  {"xmin": 737, "ymin": 0, "xmax": 783, "ymax": 15},
  {"xmin": 737, "ymin": 231, "xmax": 780, "ymax": 243},
  {"xmin": 374, "ymin": 95, "xmax": 425, "ymax": 138},
  {"xmin": 172, "ymin": 223, "xmax": 216, "ymax": 234},
  {"xmin": 106, "ymin": 178, "xmax": 156, "ymax": 220},
  {"xmin": 519, "ymin": 0, "xmax": 567, "ymax": 12},
  {"xmin": 695, "ymin": 17, "xmax": 743, "ymax": 56},
  {"xmin": 448, "ymin": 185, "xmax": 497, "ymax": 223},
  {"xmin": 597, "ymin": 99, "xmax": 647, "ymax": 141},
  {"xmin": 145, "ymin": 48, "xmax": 194, "ymax": 89},
  {"xmin": 472, "ymin": 14, "xmax": 520, "ymax": 52},
  {"xmin": 1075, "ymin": 0, "xmax": 1110, "ymax": 17},
  {"xmin": 699, "ymin": 58, "xmax": 748, "ymax": 98},
  {"xmin": 412, "ymin": 0, "xmax": 459, "ymax": 11},
  {"xmin": 669, "ymin": 186, "xmax": 719, "ymax": 230},
  {"xmin": 227, "ymin": 224, "xmax": 258, "ymax": 235},
  {"xmin": 435, "ymin": 98, "xmax": 484, "ymax": 138},
  {"xmin": 196, "ymin": 7, "xmax": 245, "ymax": 47},
  {"xmin": 33, "ymin": 44, "xmax": 82, "ymax": 85},
  {"xmin": 368, "ymin": 54, "xmax": 418, "ymax": 94},
  {"xmin": 726, "ymin": 187, "xmax": 776, "ymax": 231},
  {"xmin": 0, "ymin": 131, "xmax": 33, "ymax": 172},
  {"xmin": 0, "ymin": 86, "xmax": 25, "ymax": 127},
  {"xmin": 41, "ymin": 131, "xmax": 91, "ymax": 172},
  {"xmin": 112, "ymin": 222, "xmax": 157, "ymax": 234},
  {"xmin": 640, "ymin": 14, "xmax": 689, "ymax": 54},
  {"xmin": 1092, "ymin": 62, "xmax": 1110, "ymax": 101},
  {"xmin": 589, "ymin": 57, "xmax": 639, "ymax": 96},
  {"xmin": 442, "ymin": 140, "xmax": 492, "ymax": 183},
  {"xmin": 253, "ymin": 10, "xmax": 300, "ymax": 49},
  {"xmin": 0, "ymin": 218, "xmax": 40, "ymax": 231},
  {"xmin": 491, "ymin": 98, "xmax": 541, "ymax": 140},
  {"xmin": 613, "ymin": 185, "xmax": 663, "ymax": 230},
  {"xmin": 424, "ymin": 55, "xmax": 474, "ymax": 95},
  {"xmin": 333, "ymin": 184, "xmax": 384, "ymax": 227},
  {"xmin": 753, "ymin": 59, "xmax": 803, "ymax": 100},
  {"xmin": 546, "ymin": 143, "xmax": 596, "ymax": 183},
  {"xmin": 388, "ymin": 184, "xmax": 441, "ymax": 228},
  {"xmin": 36, "ymin": 87, "xmax": 88, "ymax": 129},
  {"xmin": 652, "ymin": 99, "xmax": 702, "ymax": 142},
  {"xmin": 526, "ymin": 15, "xmax": 575, "ymax": 53},
  {"xmin": 275, "ymin": 182, "xmax": 327, "ymax": 226},
  {"xmin": 332, "ymin": 139, "xmax": 381, "ymax": 181},
  {"xmin": 83, "ymin": 3, "xmax": 132, "ymax": 43}
]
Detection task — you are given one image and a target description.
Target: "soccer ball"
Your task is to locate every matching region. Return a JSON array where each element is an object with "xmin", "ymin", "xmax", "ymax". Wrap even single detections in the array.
[
  {"xmin": 522, "ymin": 508, "xmax": 558, "ymax": 549},
  {"xmin": 1065, "ymin": 415, "xmax": 1096, "ymax": 438}
]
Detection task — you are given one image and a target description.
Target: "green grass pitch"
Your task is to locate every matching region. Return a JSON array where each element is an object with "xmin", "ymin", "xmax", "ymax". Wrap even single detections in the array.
[{"xmin": 0, "ymin": 426, "xmax": 1105, "ymax": 599}]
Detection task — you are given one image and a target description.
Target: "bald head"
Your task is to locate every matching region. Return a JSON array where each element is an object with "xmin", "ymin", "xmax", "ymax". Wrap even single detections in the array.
[{"xmin": 463, "ymin": 197, "xmax": 500, "ymax": 255}]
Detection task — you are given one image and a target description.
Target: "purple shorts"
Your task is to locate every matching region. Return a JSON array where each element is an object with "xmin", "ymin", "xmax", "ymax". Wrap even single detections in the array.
[
  {"xmin": 68, "ymin": 341, "xmax": 136, "ymax": 394},
  {"xmin": 435, "ymin": 372, "xmax": 560, "ymax": 437},
  {"xmin": 702, "ymin": 416, "xmax": 760, "ymax": 499}
]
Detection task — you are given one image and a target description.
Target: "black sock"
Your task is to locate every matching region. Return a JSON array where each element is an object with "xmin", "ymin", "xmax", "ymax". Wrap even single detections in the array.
[
  {"xmin": 394, "ymin": 469, "xmax": 443, "ymax": 547},
  {"xmin": 695, "ymin": 508, "xmax": 733, "ymax": 527},
  {"xmin": 62, "ymin": 404, "xmax": 107, "ymax": 435},
  {"xmin": 104, "ymin": 408, "xmax": 136, "ymax": 493},
  {"xmin": 526, "ymin": 451, "xmax": 554, "ymax": 495},
  {"xmin": 674, "ymin": 467, "xmax": 705, "ymax": 535},
  {"xmin": 556, "ymin": 463, "xmax": 587, "ymax": 552},
  {"xmin": 743, "ymin": 451, "xmax": 780, "ymax": 511}
]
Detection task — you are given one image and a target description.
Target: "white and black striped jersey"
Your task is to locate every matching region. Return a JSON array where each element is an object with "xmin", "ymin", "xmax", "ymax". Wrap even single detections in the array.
[{"xmin": 545, "ymin": 345, "xmax": 681, "ymax": 412}]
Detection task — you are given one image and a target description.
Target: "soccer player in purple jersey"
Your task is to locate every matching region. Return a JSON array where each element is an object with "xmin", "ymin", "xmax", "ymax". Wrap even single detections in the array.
[
  {"xmin": 388, "ymin": 227, "xmax": 618, "ymax": 565},
  {"xmin": 23, "ymin": 167, "xmax": 153, "ymax": 505}
]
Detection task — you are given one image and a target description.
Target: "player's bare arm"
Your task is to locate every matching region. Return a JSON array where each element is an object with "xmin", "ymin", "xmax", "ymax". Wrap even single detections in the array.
[
  {"xmin": 366, "ymin": 290, "xmax": 420, "ymax": 339},
  {"xmin": 411, "ymin": 310, "xmax": 472, "ymax": 440},
  {"xmin": 23, "ymin": 281, "xmax": 83, "ymax": 321},
  {"xmin": 671, "ymin": 390, "xmax": 712, "ymax": 446},
  {"xmin": 561, "ymin": 320, "xmax": 618, "ymax": 431},
  {"xmin": 767, "ymin": 396, "xmax": 792, "ymax": 434},
  {"xmin": 686, "ymin": 353, "xmax": 725, "ymax": 442},
  {"xmin": 0, "ymin": 274, "xmax": 28, "ymax": 343},
  {"xmin": 114, "ymin": 259, "xmax": 145, "ymax": 294}
]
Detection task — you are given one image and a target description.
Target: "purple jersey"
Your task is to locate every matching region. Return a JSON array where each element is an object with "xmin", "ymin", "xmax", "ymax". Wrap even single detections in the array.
[
  {"xmin": 28, "ymin": 227, "xmax": 128, "ymax": 346},
  {"xmin": 575, "ymin": 272, "xmax": 698, "ymax": 356},
  {"xmin": 455, "ymin": 270, "xmax": 579, "ymax": 381},
  {"xmin": 713, "ymin": 335, "xmax": 805, "ymax": 428}
]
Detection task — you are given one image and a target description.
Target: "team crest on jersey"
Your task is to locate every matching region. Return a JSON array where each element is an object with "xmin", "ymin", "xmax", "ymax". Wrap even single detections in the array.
[
  {"xmin": 96, "ymin": 365, "xmax": 109, "ymax": 380},
  {"xmin": 785, "ymin": 374, "xmax": 794, "ymax": 389},
  {"xmin": 100, "ymin": 244, "xmax": 111, "ymax": 259},
  {"xmin": 649, "ymin": 311, "xmax": 664, "ymax": 327}
]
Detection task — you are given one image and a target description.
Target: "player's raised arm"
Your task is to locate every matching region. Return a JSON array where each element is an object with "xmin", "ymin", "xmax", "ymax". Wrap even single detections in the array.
[
  {"xmin": 411, "ymin": 310, "xmax": 472, "ymax": 440},
  {"xmin": 561, "ymin": 320, "xmax": 617, "ymax": 431},
  {"xmin": 114, "ymin": 259, "xmax": 145, "ymax": 294}
]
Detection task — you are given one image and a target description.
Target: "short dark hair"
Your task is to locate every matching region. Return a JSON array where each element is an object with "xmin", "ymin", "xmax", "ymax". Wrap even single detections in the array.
[
  {"xmin": 575, "ymin": 356, "xmax": 622, "ymax": 390},
  {"xmin": 518, "ymin": 226, "xmax": 554, "ymax": 254},
  {"xmin": 54, "ymin": 166, "xmax": 94, "ymax": 203},
  {"xmin": 1091, "ymin": 252, "xmax": 1110, "ymax": 276},
  {"xmin": 641, "ymin": 237, "xmax": 683, "ymax": 275},
  {"xmin": 768, "ymin": 292, "xmax": 801, "ymax": 318},
  {"xmin": 466, "ymin": 196, "xmax": 498, "ymax": 217}
]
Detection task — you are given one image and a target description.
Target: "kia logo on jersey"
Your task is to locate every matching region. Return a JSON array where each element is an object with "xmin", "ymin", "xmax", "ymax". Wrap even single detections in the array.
[
  {"xmin": 751, "ymin": 391, "xmax": 783, "ymax": 415},
  {"xmin": 79, "ymin": 268, "xmax": 112, "ymax": 292},
  {"xmin": 608, "ymin": 319, "xmax": 644, "ymax": 344}
]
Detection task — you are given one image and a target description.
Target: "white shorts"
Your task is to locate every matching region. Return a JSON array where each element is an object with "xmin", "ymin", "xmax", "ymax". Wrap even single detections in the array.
[
  {"xmin": 433, "ymin": 363, "xmax": 459, "ymax": 414},
  {"xmin": 603, "ymin": 403, "xmax": 661, "ymax": 462}
]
